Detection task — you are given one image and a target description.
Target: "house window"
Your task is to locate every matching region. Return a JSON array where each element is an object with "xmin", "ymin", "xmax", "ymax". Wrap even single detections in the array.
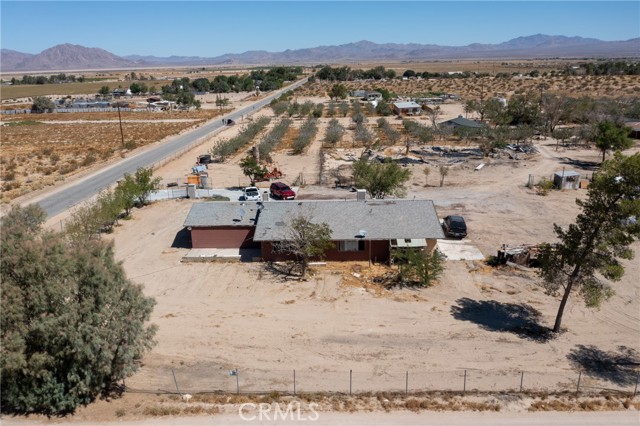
[{"xmin": 339, "ymin": 240, "xmax": 365, "ymax": 252}]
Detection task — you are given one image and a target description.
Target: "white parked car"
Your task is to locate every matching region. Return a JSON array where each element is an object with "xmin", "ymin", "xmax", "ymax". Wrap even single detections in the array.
[{"xmin": 243, "ymin": 186, "xmax": 263, "ymax": 202}]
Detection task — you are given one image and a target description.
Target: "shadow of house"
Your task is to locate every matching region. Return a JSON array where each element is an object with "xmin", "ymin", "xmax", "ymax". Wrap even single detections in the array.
[
  {"xmin": 450, "ymin": 298, "xmax": 553, "ymax": 342},
  {"xmin": 171, "ymin": 227, "xmax": 192, "ymax": 248},
  {"xmin": 567, "ymin": 345, "xmax": 640, "ymax": 387}
]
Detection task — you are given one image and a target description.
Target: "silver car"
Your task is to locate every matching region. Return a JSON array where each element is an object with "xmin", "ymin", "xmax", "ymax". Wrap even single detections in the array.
[{"xmin": 243, "ymin": 186, "xmax": 263, "ymax": 202}]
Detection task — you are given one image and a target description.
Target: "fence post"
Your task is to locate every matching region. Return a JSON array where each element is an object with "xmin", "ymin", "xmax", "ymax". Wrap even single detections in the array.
[
  {"xmin": 349, "ymin": 370, "xmax": 352, "ymax": 396},
  {"xmin": 576, "ymin": 371, "xmax": 582, "ymax": 394},
  {"xmin": 405, "ymin": 371, "xmax": 409, "ymax": 396},
  {"xmin": 520, "ymin": 371, "xmax": 524, "ymax": 392},
  {"xmin": 235, "ymin": 368, "xmax": 240, "ymax": 395},
  {"xmin": 293, "ymin": 369, "xmax": 296, "ymax": 396},
  {"xmin": 634, "ymin": 373, "xmax": 639, "ymax": 397},
  {"xmin": 171, "ymin": 368, "xmax": 181, "ymax": 395},
  {"xmin": 463, "ymin": 370, "xmax": 467, "ymax": 393}
]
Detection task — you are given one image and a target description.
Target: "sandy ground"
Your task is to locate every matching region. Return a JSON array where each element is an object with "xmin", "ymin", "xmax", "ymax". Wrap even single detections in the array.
[
  {"xmin": 90, "ymin": 98, "xmax": 640, "ymax": 398},
  {"xmin": 4, "ymin": 409, "xmax": 639, "ymax": 426}
]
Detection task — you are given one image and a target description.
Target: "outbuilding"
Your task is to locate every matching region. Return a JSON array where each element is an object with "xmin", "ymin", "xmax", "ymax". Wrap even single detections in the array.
[
  {"xmin": 553, "ymin": 170, "xmax": 581, "ymax": 190},
  {"xmin": 392, "ymin": 101, "xmax": 422, "ymax": 116}
]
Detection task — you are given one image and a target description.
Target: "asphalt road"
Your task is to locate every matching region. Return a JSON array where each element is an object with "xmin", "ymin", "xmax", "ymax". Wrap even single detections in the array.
[{"xmin": 28, "ymin": 78, "xmax": 308, "ymax": 219}]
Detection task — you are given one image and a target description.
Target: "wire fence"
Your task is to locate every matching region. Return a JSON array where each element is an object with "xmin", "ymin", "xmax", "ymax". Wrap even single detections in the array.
[{"xmin": 124, "ymin": 365, "xmax": 639, "ymax": 397}]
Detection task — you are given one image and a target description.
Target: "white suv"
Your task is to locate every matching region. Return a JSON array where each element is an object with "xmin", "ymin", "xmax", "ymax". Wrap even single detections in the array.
[{"xmin": 243, "ymin": 186, "xmax": 263, "ymax": 202}]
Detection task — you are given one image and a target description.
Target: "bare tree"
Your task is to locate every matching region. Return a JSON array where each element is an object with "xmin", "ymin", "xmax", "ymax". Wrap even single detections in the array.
[
  {"xmin": 274, "ymin": 212, "xmax": 333, "ymax": 279},
  {"xmin": 439, "ymin": 165, "xmax": 449, "ymax": 187}
]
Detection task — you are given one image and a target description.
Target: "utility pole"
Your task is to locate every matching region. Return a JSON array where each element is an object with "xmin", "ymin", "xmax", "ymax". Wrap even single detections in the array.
[{"xmin": 117, "ymin": 101, "xmax": 125, "ymax": 148}]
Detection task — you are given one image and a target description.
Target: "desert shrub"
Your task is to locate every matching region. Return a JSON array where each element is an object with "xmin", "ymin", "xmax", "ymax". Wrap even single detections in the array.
[
  {"xmin": 211, "ymin": 116, "xmax": 270, "ymax": 161},
  {"xmin": 536, "ymin": 177, "xmax": 554, "ymax": 195},
  {"xmin": 258, "ymin": 118, "xmax": 292, "ymax": 160},
  {"xmin": 377, "ymin": 118, "xmax": 401, "ymax": 145},
  {"xmin": 324, "ymin": 118, "xmax": 345, "ymax": 145},
  {"xmin": 292, "ymin": 117, "xmax": 318, "ymax": 154},
  {"xmin": 354, "ymin": 122, "xmax": 375, "ymax": 147}
]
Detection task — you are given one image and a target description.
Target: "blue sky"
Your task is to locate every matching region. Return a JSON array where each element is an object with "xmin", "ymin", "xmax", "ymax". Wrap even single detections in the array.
[{"xmin": 1, "ymin": 1, "xmax": 638, "ymax": 57}]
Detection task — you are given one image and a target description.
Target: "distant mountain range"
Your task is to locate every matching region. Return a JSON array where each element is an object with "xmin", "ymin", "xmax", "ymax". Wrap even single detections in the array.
[{"xmin": 2, "ymin": 35, "xmax": 639, "ymax": 72}]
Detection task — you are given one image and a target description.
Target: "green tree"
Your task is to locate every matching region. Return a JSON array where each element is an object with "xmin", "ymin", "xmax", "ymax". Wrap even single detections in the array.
[
  {"xmin": 0, "ymin": 205, "xmax": 156, "ymax": 414},
  {"xmin": 274, "ymin": 212, "xmax": 333, "ymax": 279},
  {"xmin": 394, "ymin": 248, "xmax": 445, "ymax": 287},
  {"xmin": 239, "ymin": 153, "xmax": 267, "ymax": 185},
  {"xmin": 98, "ymin": 85, "xmax": 111, "ymax": 96},
  {"xmin": 114, "ymin": 175, "xmax": 139, "ymax": 217},
  {"xmin": 328, "ymin": 83, "xmax": 348, "ymax": 100},
  {"xmin": 484, "ymin": 98, "xmax": 511, "ymax": 127},
  {"xmin": 31, "ymin": 96, "xmax": 55, "ymax": 113},
  {"xmin": 594, "ymin": 120, "xmax": 633, "ymax": 163},
  {"xmin": 352, "ymin": 157, "xmax": 411, "ymax": 199},
  {"xmin": 131, "ymin": 167, "xmax": 161, "ymax": 206},
  {"xmin": 539, "ymin": 153, "xmax": 640, "ymax": 333},
  {"xmin": 324, "ymin": 118, "xmax": 345, "ymax": 145},
  {"xmin": 375, "ymin": 100, "xmax": 392, "ymax": 116}
]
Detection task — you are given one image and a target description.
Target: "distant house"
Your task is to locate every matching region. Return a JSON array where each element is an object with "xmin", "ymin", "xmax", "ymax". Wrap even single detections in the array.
[
  {"xmin": 363, "ymin": 91, "xmax": 383, "ymax": 102},
  {"xmin": 183, "ymin": 199, "xmax": 445, "ymax": 263},
  {"xmin": 112, "ymin": 88, "xmax": 132, "ymax": 98},
  {"xmin": 439, "ymin": 115, "xmax": 485, "ymax": 131},
  {"xmin": 392, "ymin": 101, "xmax": 422, "ymax": 116},
  {"xmin": 624, "ymin": 120, "xmax": 640, "ymax": 139}
]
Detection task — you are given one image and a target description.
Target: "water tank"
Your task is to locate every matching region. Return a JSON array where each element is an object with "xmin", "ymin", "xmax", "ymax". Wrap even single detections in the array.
[
  {"xmin": 186, "ymin": 184, "xmax": 197, "ymax": 199},
  {"xmin": 199, "ymin": 173, "xmax": 209, "ymax": 189}
]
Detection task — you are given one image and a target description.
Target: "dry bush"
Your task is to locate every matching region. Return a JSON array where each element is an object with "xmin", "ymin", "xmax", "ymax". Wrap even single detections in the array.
[{"xmin": 142, "ymin": 405, "xmax": 182, "ymax": 416}]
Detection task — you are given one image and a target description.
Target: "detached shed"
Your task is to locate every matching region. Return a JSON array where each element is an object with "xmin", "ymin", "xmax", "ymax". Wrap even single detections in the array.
[
  {"xmin": 553, "ymin": 170, "xmax": 581, "ymax": 190},
  {"xmin": 393, "ymin": 101, "xmax": 422, "ymax": 116}
]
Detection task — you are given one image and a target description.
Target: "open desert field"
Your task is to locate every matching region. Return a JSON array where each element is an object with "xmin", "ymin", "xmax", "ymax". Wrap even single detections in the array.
[{"xmin": 3, "ymin": 62, "xmax": 638, "ymax": 205}]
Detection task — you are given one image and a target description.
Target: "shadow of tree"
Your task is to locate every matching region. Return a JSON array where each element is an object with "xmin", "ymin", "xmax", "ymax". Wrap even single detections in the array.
[
  {"xmin": 171, "ymin": 227, "xmax": 191, "ymax": 248},
  {"xmin": 264, "ymin": 261, "xmax": 302, "ymax": 282},
  {"xmin": 450, "ymin": 298, "xmax": 553, "ymax": 343},
  {"xmin": 567, "ymin": 345, "xmax": 640, "ymax": 387},
  {"xmin": 558, "ymin": 157, "xmax": 600, "ymax": 171}
]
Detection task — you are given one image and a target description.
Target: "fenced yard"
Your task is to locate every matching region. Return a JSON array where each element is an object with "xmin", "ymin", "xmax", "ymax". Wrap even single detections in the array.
[{"xmin": 125, "ymin": 365, "xmax": 639, "ymax": 396}]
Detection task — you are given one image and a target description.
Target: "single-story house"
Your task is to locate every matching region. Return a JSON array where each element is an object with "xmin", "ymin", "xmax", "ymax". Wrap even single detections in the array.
[
  {"xmin": 183, "ymin": 199, "xmax": 445, "ymax": 263},
  {"xmin": 363, "ymin": 91, "xmax": 383, "ymax": 102},
  {"xmin": 184, "ymin": 202, "xmax": 260, "ymax": 249},
  {"xmin": 439, "ymin": 115, "xmax": 485, "ymax": 130},
  {"xmin": 553, "ymin": 170, "xmax": 581, "ymax": 190},
  {"xmin": 392, "ymin": 101, "xmax": 422, "ymax": 116}
]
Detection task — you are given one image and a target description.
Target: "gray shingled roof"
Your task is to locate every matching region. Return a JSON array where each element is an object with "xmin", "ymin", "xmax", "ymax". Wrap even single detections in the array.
[
  {"xmin": 253, "ymin": 199, "xmax": 444, "ymax": 241},
  {"xmin": 183, "ymin": 202, "xmax": 261, "ymax": 227},
  {"xmin": 440, "ymin": 115, "xmax": 485, "ymax": 128}
]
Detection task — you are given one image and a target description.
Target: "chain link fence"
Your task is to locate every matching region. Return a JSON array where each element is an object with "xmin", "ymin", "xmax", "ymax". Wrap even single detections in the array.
[{"xmin": 124, "ymin": 365, "xmax": 639, "ymax": 396}]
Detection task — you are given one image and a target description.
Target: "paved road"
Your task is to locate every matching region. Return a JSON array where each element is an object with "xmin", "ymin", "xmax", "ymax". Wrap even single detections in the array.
[{"xmin": 27, "ymin": 78, "xmax": 308, "ymax": 219}]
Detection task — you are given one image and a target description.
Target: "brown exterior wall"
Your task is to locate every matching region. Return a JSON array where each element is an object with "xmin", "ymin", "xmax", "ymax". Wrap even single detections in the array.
[
  {"xmin": 260, "ymin": 240, "xmax": 390, "ymax": 262},
  {"xmin": 190, "ymin": 226, "xmax": 258, "ymax": 249}
]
